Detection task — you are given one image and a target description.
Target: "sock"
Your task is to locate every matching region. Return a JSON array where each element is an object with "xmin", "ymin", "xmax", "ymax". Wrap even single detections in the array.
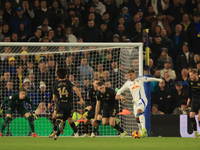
[
  {"xmin": 53, "ymin": 119, "xmax": 57, "ymax": 131},
  {"xmin": 138, "ymin": 113, "xmax": 145, "ymax": 129},
  {"xmin": 113, "ymin": 124, "xmax": 124, "ymax": 133},
  {"xmin": 84, "ymin": 123, "xmax": 89, "ymax": 134},
  {"xmin": 190, "ymin": 117, "xmax": 197, "ymax": 131},
  {"xmin": 70, "ymin": 122, "xmax": 77, "ymax": 133},
  {"xmin": 63, "ymin": 122, "xmax": 66, "ymax": 128},
  {"xmin": 93, "ymin": 120, "xmax": 101, "ymax": 133},
  {"xmin": 1, "ymin": 117, "xmax": 11, "ymax": 133},
  {"xmin": 56, "ymin": 129, "xmax": 61, "ymax": 136},
  {"xmin": 56, "ymin": 120, "xmax": 61, "ymax": 126},
  {"xmin": 27, "ymin": 116, "xmax": 35, "ymax": 133},
  {"xmin": 137, "ymin": 122, "xmax": 142, "ymax": 132}
]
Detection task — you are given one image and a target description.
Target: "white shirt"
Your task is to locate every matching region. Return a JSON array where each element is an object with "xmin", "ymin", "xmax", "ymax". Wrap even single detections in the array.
[{"xmin": 117, "ymin": 76, "xmax": 162, "ymax": 102}]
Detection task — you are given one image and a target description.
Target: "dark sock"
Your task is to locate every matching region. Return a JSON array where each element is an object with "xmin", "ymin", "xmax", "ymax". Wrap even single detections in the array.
[
  {"xmin": 84, "ymin": 123, "xmax": 89, "ymax": 134},
  {"xmin": 1, "ymin": 117, "xmax": 11, "ymax": 133},
  {"xmin": 190, "ymin": 117, "xmax": 197, "ymax": 131},
  {"xmin": 70, "ymin": 122, "xmax": 77, "ymax": 133},
  {"xmin": 27, "ymin": 116, "xmax": 35, "ymax": 133},
  {"xmin": 56, "ymin": 129, "xmax": 61, "ymax": 136},
  {"xmin": 63, "ymin": 122, "xmax": 66, "ymax": 128},
  {"xmin": 56, "ymin": 120, "xmax": 61, "ymax": 126},
  {"xmin": 199, "ymin": 121, "xmax": 200, "ymax": 126},
  {"xmin": 93, "ymin": 120, "xmax": 101, "ymax": 133},
  {"xmin": 53, "ymin": 119, "xmax": 57, "ymax": 131},
  {"xmin": 113, "ymin": 124, "xmax": 124, "ymax": 133}
]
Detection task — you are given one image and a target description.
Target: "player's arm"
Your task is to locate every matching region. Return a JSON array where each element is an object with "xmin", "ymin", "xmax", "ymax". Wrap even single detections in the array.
[
  {"xmin": 73, "ymin": 86, "xmax": 85, "ymax": 105},
  {"xmin": 115, "ymin": 81, "xmax": 129, "ymax": 99},
  {"xmin": 187, "ymin": 81, "xmax": 192, "ymax": 106},
  {"xmin": 48, "ymin": 88, "xmax": 53, "ymax": 110},
  {"xmin": 53, "ymin": 94, "xmax": 58, "ymax": 105},
  {"xmin": 135, "ymin": 77, "xmax": 162, "ymax": 83}
]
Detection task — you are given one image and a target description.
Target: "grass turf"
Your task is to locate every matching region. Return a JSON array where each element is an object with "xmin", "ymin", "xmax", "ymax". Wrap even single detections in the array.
[{"xmin": 0, "ymin": 137, "xmax": 199, "ymax": 150}]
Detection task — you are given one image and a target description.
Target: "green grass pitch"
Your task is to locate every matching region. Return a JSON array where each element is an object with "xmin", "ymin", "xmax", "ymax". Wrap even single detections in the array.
[{"xmin": 0, "ymin": 137, "xmax": 199, "ymax": 150}]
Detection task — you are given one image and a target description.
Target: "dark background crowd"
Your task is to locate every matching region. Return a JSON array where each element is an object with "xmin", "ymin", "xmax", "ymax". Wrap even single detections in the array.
[{"xmin": 0, "ymin": 0, "xmax": 200, "ymax": 116}]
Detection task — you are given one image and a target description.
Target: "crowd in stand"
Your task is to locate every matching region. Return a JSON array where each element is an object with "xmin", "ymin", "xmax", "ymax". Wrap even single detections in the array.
[{"xmin": 0, "ymin": 0, "xmax": 200, "ymax": 115}]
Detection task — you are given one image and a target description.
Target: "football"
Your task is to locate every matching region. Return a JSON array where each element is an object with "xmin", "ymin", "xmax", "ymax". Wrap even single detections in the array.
[{"xmin": 132, "ymin": 131, "xmax": 141, "ymax": 139}]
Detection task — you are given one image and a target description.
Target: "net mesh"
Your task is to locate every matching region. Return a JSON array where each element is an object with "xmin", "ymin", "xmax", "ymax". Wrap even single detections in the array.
[{"xmin": 0, "ymin": 44, "xmax": 140, "ymax": 136}]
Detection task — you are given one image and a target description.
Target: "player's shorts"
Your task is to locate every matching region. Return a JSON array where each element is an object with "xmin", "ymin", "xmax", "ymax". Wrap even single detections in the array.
[
  {"xmin": 7, "ymin": 105, "xmax": 29, "ymax": 116},
  {"xmin": 133, "ymin": 98, "xmax": 148, "ymax": 117},
  {"xmin": 191, "ymin": 100, "xmax": 200, "ymax": 114},
  {"xmin": 56, "ymin": 103, "xmax": 73, "ymax": 121},
  {"xmin": 86, "ymin": 105, "xmax": 95, "ymax": 119},
  {"xmin": 102, "ymin": 103, "xmax": 118, "ymax": 118}
]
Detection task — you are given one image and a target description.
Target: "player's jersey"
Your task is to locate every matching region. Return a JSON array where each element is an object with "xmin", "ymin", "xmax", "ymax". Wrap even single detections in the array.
[
  {"xmin": 96, "ymin": 87, "xmax": 118, "ymax": 108},
  {"xmin": 53, "ymin": 79, "xmax": 74, "ymax": 104},
  {"xmin": 49, "ymin": 79, "xmax": 59, "ymax": 103},
  {"xmin": 117, "ymin": 76, "xmax": 162, "ymax": 102},
  {"xmin": 1, "ymin": 93, "xmax": 35, "ymax": 110},
  {"xmin": 188, "ymin": 78, "xmax": 200, "ymax": 101},
  {"xmin": 87, "ymin": 87, "xmax": 98, "ymax": 106}
]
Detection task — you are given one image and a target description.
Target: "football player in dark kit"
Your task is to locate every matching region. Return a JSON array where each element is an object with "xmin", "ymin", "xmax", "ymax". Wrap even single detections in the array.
[
  {"xmin": 93, "ymin": 81, "xmax": 127, "ymax": 138},
  {"xmin": 82, "ymin": 79, "xmax": 100, "ymax": 137},
  {"xmin": 187, "ymin": 69, "xmax": 200, "ymax": 139},
  {"xmin": 52, "ymin": 68, "xmax": 84, "ymax": 140}
]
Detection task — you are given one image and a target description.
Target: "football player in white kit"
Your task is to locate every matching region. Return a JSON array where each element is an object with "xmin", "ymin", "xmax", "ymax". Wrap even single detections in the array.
[{"xmin": 116, "ymin": 69, "xmax": 162, "ymax": 137}]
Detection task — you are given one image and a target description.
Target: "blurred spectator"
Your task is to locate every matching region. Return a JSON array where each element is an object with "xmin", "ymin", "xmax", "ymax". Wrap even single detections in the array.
[
  {"xmin": 193, "ymin": 13, "xmax": 200, "ymax": 54},
  {"xmin": 102, "ymin": 70, "xmax": 111, "ymax": 83},
  {"xmin": 113, "ymin": 34, "xmax": 120, "ymax": 43},
  {"xmin": 151, "ymin": 69, "xmax": 161, "ymax": 92},
  {"xmin": 33, "ymin": 0, "xmax": 40, "ymax": 13},
  {"xmin": 119, "ymin": 0, "xmax": 129, "ymax": 14},
  {"xmin": 126, "ymin": 14, "xmax": 140, "ymax": 37},
  {"xmin": 1, "ymin": 72, "xmax": 11, "ymax": 90},
  {"xmin": 83, "ymin": 49, "xmax": 96, "ymax": 69},
  {"xmin": 153, "ymin": 79, "xmax": 172, "ymax": 114},
  {"xmin": 92, "ymin": 0, "xmax": 106, "ymax": 16},
  {"xmin": 103, "ymin": 0, "xmax": 118, "ymax": 22},
  {"xmin": 35, "ymin": 102, "xmax": 47, "ymax": 115},
  {"xmin": 1, "ymin": 46, "xmax": 12, "ymax": 68},
  {"xmin": 51, "ymin": 1, "xmax": 65, "ymax": 24},
  {"xmin": 100, "ymin": 21, "xmax": 113, "ymax": 42},
  {"xmin": 176, "ymin": 68, "xmax": 189, "ymax": 91},
  {"xmin": 48, "ymin": 29, "xmax": 59, "ymax": 42},
  {"xmin": 11, "ymin": 33, "xmax": 18, "ymax": 42},
  {"xmin": 9, "ymin": 7, "xmax": 31, "ymax": 33},
  {"xmin": 145, "ymin": 5, "xmax": 155, "ymax": 17},
  {"xmin": 173, "ymin": 100, "xmax": 190, "ymax": 115},
  {"xmin": 148, "ymin": 59, "xmax": 156, "ymax": 76},
  {"xmin": 171, "ymin": 81, "xmax": 188, "ymax": 112},
  {"xmin": 82, "ymin": 78, "xmax": 91, "ymax": 93},
  {"xmin": 82, "ymin": 20, "xmax": 103, "ymax": 42},
  {"xmin": 152, "ymin": 25, "xmax": 161, "ymax": 37},
  {"xmin": 97, "ymin": 63, "xmax": 103, "ymax": 78},
  {"xmin": 54, "ymin": 24, "xmax": 66, "ymax": 40},
  {"xmin": 77, "ymin": 57, "xmax": 94, "ymax": 84},
  {"xmin": 2, "ymin": 23, "xmax": 11, "ymax": 37},
  {"xmin": 10, "ymin": 0, "xmax": 22, "ymax": 10},
  {"xmin": 105, "ymin": 81, "xmax": 112, "ymax": 88},
  {"xmin": 12, "ymin": 65, "xmax": 25, "ymax": 90},
  {"xmin": 28, "ymin": 28, "xmax": 42, "ymax": 42},
  {"xmin": 65, "ymin": 27, "xmax": 77, "ymax": 42},
  {"xmin": 71, "ymin": 17, "xmax": 85, "ymax": 38},
  {"xmin": 131, "ymin": 22, "xmax": 143, "ymax": 42},
  {"xmin": 109, "ymin": 61, "xmax": 119, "ymax": 88},
  {"xmin": 0, "ymin": 7, "xmax": 6, "ymax": 26},
  {"xmin": 128, "ymin": 0, "xmax": 145, "ymax": 17},
  {"xmin": 176, "ymin": 42, "xmax": 195, "ymax": 72},
  {"xmin": 28, "ymin": 74, "xmax": 37, "ymax": 90},
  {"xmin": 88, "ymin": 12, "xmax": 101, "ymax": 28},
  {"xmin": 17, "ymin": 22, "xmax": 32, "ymax": 42},
  {"xmin": 160, "ymin": 29, "xmax": 173, "ymax": 56},
  {"xmin": 35, "ymin": 46, "xmax": 54, "ymax": 63},
  {"xmin": 150, "ymin": 36, "xmax": 164, "ymax": 58},
  {"xmin": 37, "ymin": 18, "xmax": 52, "ymax": 31},
  {"xmin": 34, "ymin": 0, "xmax": 54, "ymax": 28},
  {"xmin": 38, "ymin": 81, "xmax": 50, "ymax": 105},
  {"xmin": 17, "ymin": 50, "xmax": 28, "ymax": 69},
  {"xmin": 146, "ymin": 13, "xmax": 174, "ymax": 36},
  {"xmin": 115, "ymin": 7, "xmax": 133, "ymax": 29},
  {"xmin": 68, "ymin": 74, "xmax": 75, "ymax": 83},
  {"xmin": 151, "ymin": 104, "xmax": 164, "ymax": 115},
  {"xmin": 157, "ymin": 47, "xmax": 174, "ymax": 70},
  {"xmin": 3, "ymin": 81, "xmax": 17, "ymax": 105},
  {"xmin": 163, "ymin": 72, "xmax": 175, "ymax": 91},
  {"xmin": 93, "ymin": 72, "xmax": 101, "ymax": 80},
  {"xmin": 4, "ymin": 36, "xmax": 11, "ymax": 42},
  {"xmin": 116, "ymin": 24, "xmax": 131, "ymax": 41},
  {"xmin": 64, "ymin": 56, "xmax": 76, "ymax": 77},
  {"xmin": 103, "ymin": 53, "xmax": 113, "ymax": 71},
  {"xmin": 160, "ymin": 60, "xmax": 176, "ymax": 80},
  {"xmin": 46, "ymin": 58, "xmax": 56, "ymax": 80},
  {"xmin": 21, "ymin": 0, "xmax": 35, "ymax": 20},
  {"xmin": 102, "ymin": 12, "xmax": 114, "ymax": 33},
  {"xmin": 171, "ymin": 24, "xmax": 188, "ymax": 55},
  {"xmin": 180, "ymin": 14, "xmax": 196, "ymax": 51},
  {"xmin": 194, "ymin": 54, "xmax": 200, "ymax": 66},
  {"xmin": 5, "ymin": 57, "xmax": 17, "ymax": 77},
  {"xmin": 54, "ymin": 46, "xmax": 68, "ymax": 67},
  {"xmin": 3, "ymin": 1, "xmax": 16, "ymax": 23},
  {"xmin": 26, "ymin": 59, "xmax": 36, "ymax": 75},
  {"xmin": 0, "ymin": 26, "xmax": 5, "ymax": 42}
]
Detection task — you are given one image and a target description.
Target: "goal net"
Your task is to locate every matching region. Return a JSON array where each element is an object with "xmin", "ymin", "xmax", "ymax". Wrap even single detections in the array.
[{"xmin": 0, "ymin": 42, "xmax": 143, "ymax": 136}]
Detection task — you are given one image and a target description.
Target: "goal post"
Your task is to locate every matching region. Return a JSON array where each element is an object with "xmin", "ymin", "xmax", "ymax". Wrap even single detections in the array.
[{"xmin": 0, "ymin": 42, "xmax": 148, "ymax": 137}]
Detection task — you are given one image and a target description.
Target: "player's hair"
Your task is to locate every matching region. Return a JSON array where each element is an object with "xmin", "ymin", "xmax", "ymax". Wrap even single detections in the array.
[
  {"xmin": 97, "ymin": 81, "xmax": 105, "ymax": 86},
  {"xmin": 190, "ymin": 68, "xmax": 198, "ymax": 74},
  {"xmin": 19, "ymin": 87, "xmax": 27, "ymax": 93},
  {"xmin": 92, "ymin": 78, "xmax": 100, "ymax": 83},
  {"xmin": 57, "ymin": 68, "xmax": 67, "ymax": 79},
  {"xmin": 127, "ymin": 68, "xmax": 135, "ymax": 74}
]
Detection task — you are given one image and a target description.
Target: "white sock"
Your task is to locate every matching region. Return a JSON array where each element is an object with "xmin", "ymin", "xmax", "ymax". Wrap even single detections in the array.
[
  {"xmin": 139, "ymin": 114, "xmax": 146, "ymax": 129},
  {"xmin": 137, "ymin": 122, "xmax": 142, "ymax": 133}
]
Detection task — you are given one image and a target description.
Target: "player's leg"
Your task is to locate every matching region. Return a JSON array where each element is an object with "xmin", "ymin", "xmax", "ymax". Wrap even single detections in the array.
[
  {"xmin": 0, "ymin": 114, "xmax": 12, "ymax": 136},
  {"xmin": 133, "ymin": 102, "xmax": 142, "ymax": 134},
  {"xmin": 24, "ymin": 112, "xmax": 39, "ymax": 137},
  {"xmin": 49, "ymin": 110, "xmax": 57, "ymax": 138},
  {"xmin": 91, "ymin": 114, "xmax": 102, "ymax": 137},
  {"xmin": 190, "ymin": 101, "xmax": 199, "ymax": 139},
  {"xmin": 83, "ymin": 118, "xmax": 90, "ymax": 137},
  {"xmin": 68, "ymin": 117, "xmax": 79, "ymax": 138}
]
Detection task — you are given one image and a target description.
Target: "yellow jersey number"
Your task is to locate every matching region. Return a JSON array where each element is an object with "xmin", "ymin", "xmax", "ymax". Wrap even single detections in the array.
[{"xmin": 58, "ymin": 87, "xmax": 69, "ymax": 98}]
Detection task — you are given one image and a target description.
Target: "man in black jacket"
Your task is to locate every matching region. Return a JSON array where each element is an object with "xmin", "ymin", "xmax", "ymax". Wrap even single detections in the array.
[
  {"xmin": 100, "ymin": 21, "xmax": 113, "ymax": 42},
  {"xmin": 82, "ymin": 20, "xmax": 103, "ymax": 42}
]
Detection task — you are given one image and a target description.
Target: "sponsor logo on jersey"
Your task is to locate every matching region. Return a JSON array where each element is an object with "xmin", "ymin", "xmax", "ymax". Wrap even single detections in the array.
[{"xmin": 132, "ymin": 85, "xmax": 139, "ymax": 89}]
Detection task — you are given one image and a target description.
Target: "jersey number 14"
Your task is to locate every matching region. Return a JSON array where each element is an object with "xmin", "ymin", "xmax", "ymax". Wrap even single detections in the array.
[{"xmin": 58, "ymin": 87, "xmax": 69, "ymax": 98}]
